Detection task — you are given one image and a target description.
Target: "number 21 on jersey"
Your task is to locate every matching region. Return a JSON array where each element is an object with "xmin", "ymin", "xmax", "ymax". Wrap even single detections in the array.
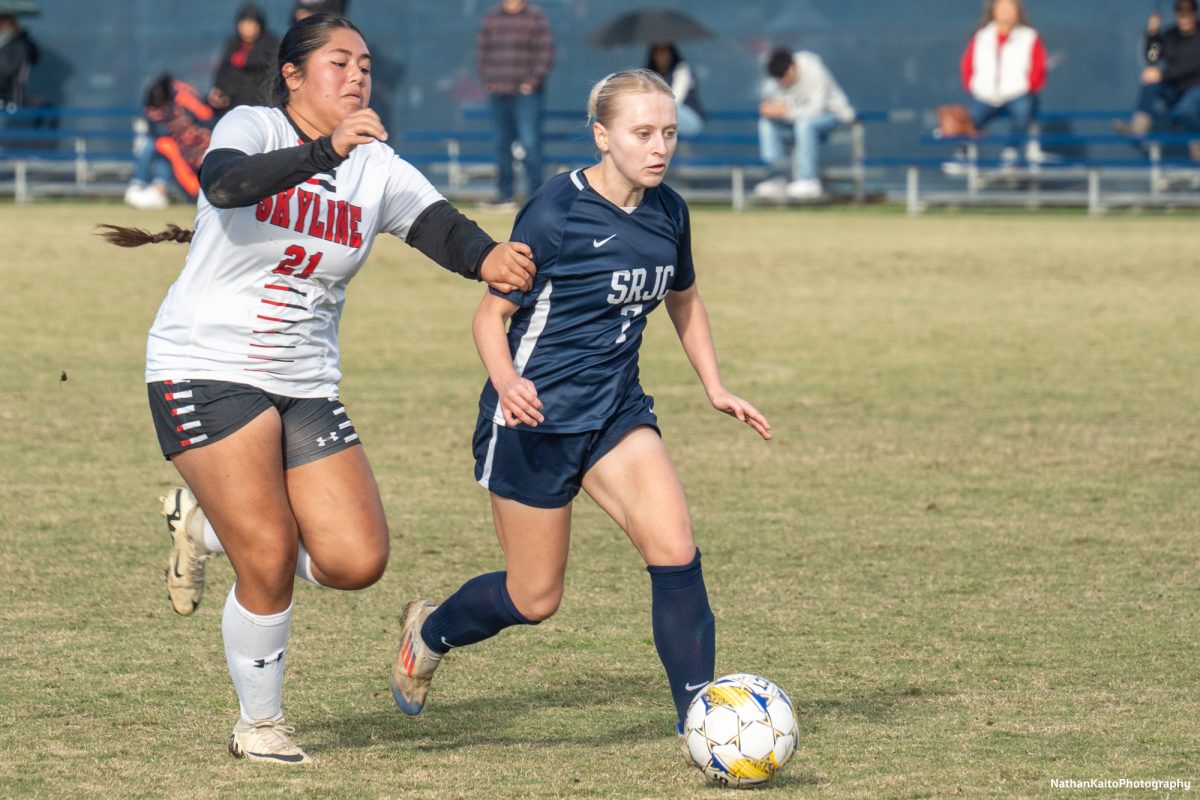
[{"xmin": 273, "ymin": 245, "xmax": 323, "ymax": 279}]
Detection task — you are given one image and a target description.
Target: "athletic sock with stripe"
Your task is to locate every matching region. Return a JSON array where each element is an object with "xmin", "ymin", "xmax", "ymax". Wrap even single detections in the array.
[{"xmin": 222, "ymin": 586, "xmax": 292, "ymax": 722}]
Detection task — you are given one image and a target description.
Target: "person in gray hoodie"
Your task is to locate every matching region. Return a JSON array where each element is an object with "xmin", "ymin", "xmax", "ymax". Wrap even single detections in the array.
[{"xmin": 754, "ymin": 47, "xmax": 855, "ymax": 201}]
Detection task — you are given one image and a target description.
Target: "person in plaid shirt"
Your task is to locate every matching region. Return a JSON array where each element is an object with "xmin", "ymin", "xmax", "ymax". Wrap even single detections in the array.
[{"xmin": 477, "ymin": 0, "xmax": 555, "ymax": 206}]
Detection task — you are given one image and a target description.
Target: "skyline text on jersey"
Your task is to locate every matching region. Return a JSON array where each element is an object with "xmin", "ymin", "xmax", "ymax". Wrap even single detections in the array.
[{"xmin": 255, "ymin": 186, "xmax": 365, "ymax": 249}]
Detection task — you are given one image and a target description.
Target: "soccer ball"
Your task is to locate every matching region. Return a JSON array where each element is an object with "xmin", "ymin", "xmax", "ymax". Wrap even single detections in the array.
[{"xmin": 682, "ymin": 673, "xmax": 798, "ymax": 788}]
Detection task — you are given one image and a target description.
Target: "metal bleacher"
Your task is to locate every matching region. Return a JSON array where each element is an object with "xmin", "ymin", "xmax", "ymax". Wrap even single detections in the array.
[
  {"xmin": 0, "ymin": 106, "xmax": 141, "ymax": 202},
  {"xmin": 6, "ymin": 104, "xmax": 1198, "ymax": 214},
  {"xmin": 401, "ymin": 108, "xmax": 908, "ymax": 210},
  {"xmin": 877, "ymin": 109, "xmax": 1200, "ymax": 215}
]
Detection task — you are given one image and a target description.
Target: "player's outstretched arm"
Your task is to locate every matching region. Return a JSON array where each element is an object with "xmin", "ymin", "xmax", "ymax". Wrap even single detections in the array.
[
  {"xmin": 665, "ymin": 284, "xmax": 773, "ymax": 441},
  {"xmin": 473, "ymin": 292, "xmax": 544, "ymax": 427}
]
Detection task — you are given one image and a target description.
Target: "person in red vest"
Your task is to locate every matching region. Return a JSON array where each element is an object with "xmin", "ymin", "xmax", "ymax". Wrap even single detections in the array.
[
  {"xmin": 125, "ymin": 74, "xmax": 214, "ymax": 209},
  {"xmin": 959, "ymin": 0, "xmax": 1047, "ymax": 165}
]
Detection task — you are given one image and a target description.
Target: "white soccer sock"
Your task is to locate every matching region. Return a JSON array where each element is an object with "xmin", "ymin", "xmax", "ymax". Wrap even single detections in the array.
[
  {"xmin": 201, "ymin": 517, "xmax": 225, "ymax": 555},
  {"xmin": 200, "ymin": 517, "xmax": 319, "ymax": 587},
  {"xmin": 294, "ymin": 542, "xmax": 322, "ymax": 587},
  {"xmin": 222, "ymin": 586, "xmax": 292, "ymax": 723}
]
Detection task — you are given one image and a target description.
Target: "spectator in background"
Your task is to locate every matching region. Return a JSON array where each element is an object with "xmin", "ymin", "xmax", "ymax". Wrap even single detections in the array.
[
  {"xmin": 960, "ymin": 0, "xmax": 1047, "ymax": 165},
  {"xmin": 293, "ymin": 0, "xmax": 349, "ymax": 23},
  {"xmin": 646, "ymin": 42, "xmax": 705, "ymax": 137},
  {"xmin": 1117, "ymin": 0, "xmax": 1200, "ymax": 159},
  {"xmin": 753, "ymin": 47, "xmax": 855, "ymax": 201},
  {"xmin": 124, "ymin": 74, "xmax": 213, "ymax": 209},
  {"xmin": 477, "ymin": 0, "xmax": 555, "ymax": 208},
  {"xmin": 210, "ymin": 4, "xmax": 280, "ymax": 118},
  {"xmin": 0, "ymin": 13, "xmax": 38, "ymax": 109}
]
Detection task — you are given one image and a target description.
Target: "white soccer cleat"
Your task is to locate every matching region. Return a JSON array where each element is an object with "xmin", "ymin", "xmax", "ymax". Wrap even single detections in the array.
[
  {"xmin": 161, "ymin": 487, "xmax": 213, "ymax": 616},
  {"xmin": 390, "ymin": 599, "xmax": 443, "ymax": 715},
  {"xmin": 228, "ymin": 718, "xmax": 311, "ymax": 765}
]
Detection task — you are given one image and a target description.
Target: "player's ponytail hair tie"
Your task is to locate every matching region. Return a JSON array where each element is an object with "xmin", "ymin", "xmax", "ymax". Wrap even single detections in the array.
[
  {"xmin": 587, "ymin": 68, "xmax": 674, "ymax": 128},
  {"xmin": 95, "ymin": 223, "xmax": 194, "ymax": 247}
]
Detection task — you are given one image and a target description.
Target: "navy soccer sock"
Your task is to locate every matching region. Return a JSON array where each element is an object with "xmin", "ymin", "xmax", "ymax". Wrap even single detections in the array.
[
  {"xmin": 421, "ymin": 571, "xmax": 536, "ymax": 655},
  {"xmin": 648, "ymin": 549, "xmax": 716, "ymax": 728}
]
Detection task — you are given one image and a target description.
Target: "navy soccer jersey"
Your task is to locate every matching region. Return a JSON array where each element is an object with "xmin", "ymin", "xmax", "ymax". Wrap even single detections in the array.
[{"xmin": 479, "ymin": 169, "xmax": 696, "ymax": 433}]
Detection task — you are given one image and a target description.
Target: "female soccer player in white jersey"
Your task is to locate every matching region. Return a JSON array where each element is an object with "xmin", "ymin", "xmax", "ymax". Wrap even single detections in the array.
[
  {"xmin": 100, "ymin": 13, "xmax": 536, "ymax": 765},
  {"xmin": 390, "ymin": 69, "xmax": 772, "ymax": 746}
]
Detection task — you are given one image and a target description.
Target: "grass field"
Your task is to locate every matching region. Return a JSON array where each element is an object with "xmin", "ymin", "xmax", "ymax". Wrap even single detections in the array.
[{"xmin": 1, "ymin": 201, "xmax": 1197, "ymax": 799}]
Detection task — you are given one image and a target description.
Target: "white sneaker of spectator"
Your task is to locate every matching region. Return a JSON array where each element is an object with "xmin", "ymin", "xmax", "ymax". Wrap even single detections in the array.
[
  {"xmin": 942, "ymin": 147, "xmax": 971, "ymax": 175},
  {"xmin": 125, "ymin": 182, "xmax": 169, "ymax": 210},
  {"xmin": 786, "ymin": 179, "xmax": 823, "ymax": 200},
  {"xmin": 752, "ymin": 177, "xmax": 787, "ymax": 199}
]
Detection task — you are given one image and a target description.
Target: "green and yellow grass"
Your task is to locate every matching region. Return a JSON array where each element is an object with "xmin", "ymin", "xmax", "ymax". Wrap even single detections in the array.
[{"xmin": 0, "ymin": 202, "xmax": 1196, "ymax": 798}]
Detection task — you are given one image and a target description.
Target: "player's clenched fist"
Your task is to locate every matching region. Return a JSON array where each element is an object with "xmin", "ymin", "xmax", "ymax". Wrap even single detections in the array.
[{"xmin": 331, "ymin": 109, "xmax": 388, "ymax": 157}]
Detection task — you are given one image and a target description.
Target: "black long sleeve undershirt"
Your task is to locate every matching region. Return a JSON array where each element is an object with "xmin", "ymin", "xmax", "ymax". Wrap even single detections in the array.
[
  {"xmin": 407, "ymin": 200, "xmax": 497, "ymax": 281},
  {"xmin": 200, "ymin": 138, "xmax": 346, "ymax": 209},
  {"xmin": 198, "ymin": 144, "xmax": 496, "ymax": 280}
]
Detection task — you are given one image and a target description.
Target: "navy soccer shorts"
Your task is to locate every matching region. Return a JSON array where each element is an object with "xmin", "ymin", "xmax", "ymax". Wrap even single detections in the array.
[
  {"xmin": 148, "ymin": 379, "xmax": 361, "ymax": 469},
  {"xmin": 472, "ymin": 384, "xmax": 661, "ymax": 509}
]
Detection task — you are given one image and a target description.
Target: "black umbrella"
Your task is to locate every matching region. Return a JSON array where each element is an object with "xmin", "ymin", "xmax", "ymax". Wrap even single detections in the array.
[
  {"xmin": 586, "ymin": 9, "xmax": 713, "ymax": 47},
  {"xmin": 0, "ymin": 0, "xmax": 41, "ymax": 16}
]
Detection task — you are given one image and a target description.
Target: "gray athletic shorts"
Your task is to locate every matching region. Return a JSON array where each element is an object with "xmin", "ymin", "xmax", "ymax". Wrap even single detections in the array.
[{"xmin": 147, "ymin": 379, "xmax": 361, "ymax": 469}]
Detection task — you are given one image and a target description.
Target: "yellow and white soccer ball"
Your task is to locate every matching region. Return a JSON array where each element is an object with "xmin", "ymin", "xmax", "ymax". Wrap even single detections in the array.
[{"xmin": 682, "ymin": 673, "xmax": 798, "ymax": 788}]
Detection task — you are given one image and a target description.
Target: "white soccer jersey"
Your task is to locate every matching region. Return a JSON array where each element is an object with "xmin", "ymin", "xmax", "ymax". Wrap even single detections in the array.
[{"xmin": 145, "ymin": 105, "xmax": 445, "ymax": 397}]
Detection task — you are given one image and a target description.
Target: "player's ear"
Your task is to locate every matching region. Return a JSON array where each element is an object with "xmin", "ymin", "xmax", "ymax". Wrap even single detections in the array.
[
  {"xmin": 593, "ymin": 122, "xmax": 609, "ymax": 154},
  {"xmin": 282, "ymin": 63, "xmax": 303, "ymax": 91}
]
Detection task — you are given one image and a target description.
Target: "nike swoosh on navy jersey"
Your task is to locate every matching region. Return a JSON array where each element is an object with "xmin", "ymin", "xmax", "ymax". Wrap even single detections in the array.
[{"xmin": 592, "ymin": 234, "xmax": 617, "ymax": 248}]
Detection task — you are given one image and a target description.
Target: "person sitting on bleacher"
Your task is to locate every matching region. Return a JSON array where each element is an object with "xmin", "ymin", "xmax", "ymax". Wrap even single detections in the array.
[
  {"xmin": 0, "ymin": 12, "xmax": 38, "ymax": 111},
  {"xmin": 124, "ymin": 74, "xmax": 214, "ymax": 210},
  {"xmin": 646, "ymin": 42, "xmax": 705, "ymax": 137},
  {"xmin": 959, "ymin": 0, "xmax": 1047, "ymax": 166},
  {"xmin": 1116, "ymin": 0, "xmax": 1200, "ymax": 160},
  {"xmin": 753, "ymin": 47, "xmax": 855, "ymax": 201}
]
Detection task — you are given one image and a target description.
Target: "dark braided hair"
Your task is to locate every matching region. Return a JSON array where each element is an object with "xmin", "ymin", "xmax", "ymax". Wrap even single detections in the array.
[{"xmin": 96, "ymin": 223, "xmax": 193, "ymax": 247}]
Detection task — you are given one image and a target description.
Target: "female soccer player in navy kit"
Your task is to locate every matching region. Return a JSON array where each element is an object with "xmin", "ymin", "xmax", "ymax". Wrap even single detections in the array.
[
  {"xmin": 391, "ymin": 69, "xmax": 772, "ymax": 743},
  {"xmin": 100, "ymin": 14, "xmax": 535, "ymax": 765}
]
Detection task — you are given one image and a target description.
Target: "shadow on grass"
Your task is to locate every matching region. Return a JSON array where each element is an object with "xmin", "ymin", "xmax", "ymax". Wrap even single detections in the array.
[
  {"xmin": 310, "ymin": 669, "xmax": 668, "ymax": 752},
  {"xmin": 802, "ymin": 683, "xmax": 949, "ymax": 725}
]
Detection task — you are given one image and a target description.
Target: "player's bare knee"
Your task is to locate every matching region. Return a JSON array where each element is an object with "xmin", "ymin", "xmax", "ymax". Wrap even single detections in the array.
[
  {"xmin": 341, "ymin": 550, "xmax": 388, "ymax": 589},
  {"xmin": 512, "ymin": 586, "xmax": 563, "ymax": 622},
  {"xmin": 640, "ymin": 522, "xmax": 695, "ymax": 567},
  {"xmin": 660, "ymin": 540, "xmax": 698, "ymax": 567},
  {"xmin": 314, "ymin": 545, "xmax": 388, "ymax": 589},
  {"xmin": 236, "ymin": 558, "xmax": 298, "ymax": 602}
]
